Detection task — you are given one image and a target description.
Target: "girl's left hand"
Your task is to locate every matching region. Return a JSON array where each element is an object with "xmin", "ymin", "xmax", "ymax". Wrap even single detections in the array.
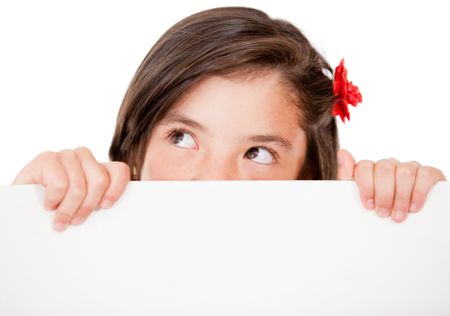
[{"xmin": 336, "ymin": 149, "xmax": 447, "ymax": 223}]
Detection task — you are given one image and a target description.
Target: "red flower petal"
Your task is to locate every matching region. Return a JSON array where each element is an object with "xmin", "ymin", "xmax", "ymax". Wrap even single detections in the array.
[{"xmin": 332, "ymin": 58, "xmax": 362, "ymax": 123}]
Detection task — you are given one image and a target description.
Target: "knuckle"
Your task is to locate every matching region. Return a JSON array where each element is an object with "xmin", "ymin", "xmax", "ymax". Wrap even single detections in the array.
[
  {"xmin": 356, "ymin": 159, "xmax": 372, "ymax": 168},
  {"xmin": 397, "ymin": 164, "xmax": 416, "ymax": 178},
  {"xmin": 354, "ymin": 160, "xmax": 373, "ymax": 176},
  {"xmin": 375, "ymin": 194, "xmax": 391, "ymax": 204},
  {"xmin": 68, "ymin": 185, "xmax": 86, "ymax": 200},
  {"xmin": 409, "ymin": 160, "xmax": 422, "ymax": 167},
  {"xmin": 35, "ymin": 151, "xmax": 59, "ymax": 167},
  {"xmin": 394, "ymin": 197, "xmax": 410, "ymax": 208},
  {"xmin": 114, "ymin": 162, "xmax": 131, "ymax": 178},
  {"xmin": 55, "ymin": 211, "xmax": 72, "ymax": 222},
  {"xmin": 375, "ymin": 194, "xmax": 394, "ymax": 207},
  {"xmin": 59, "ymin": 149, "xmax": 78, "ymax": 159},
  {"xmin": 74, "ymin": 146, "xmax": 92, "ymax": 156},
  {"xmin": 418, "ymin": 166, "xmax": 435, "ymax": 178},
  {"xmin": 376, "ymin": 159, "xmax": 396, "ymax": 174},
  {"xmin": 93, "ymin": 175, "xmax": 109, "ymax": 188},
  {"xmin": 37, "ymin": 150, "xmax": 56, "ymax": 160},
  {"xmin": 388, "ymin": 157, "xmax": 399, "ymax": 163},
  {"xmin": 76, "ymin": 205, "xmax": 94, "ymax": 217},
  {"xmin": 376, "ymin": 202, "xmax": 392, "ymax": 210},
  {"xmin": 412, "ymin": 189, "xmax": 426, "ymax": 201},
  {"xmin": 51, "ymin": 179, "xmax": 69, "ymax": 193}
]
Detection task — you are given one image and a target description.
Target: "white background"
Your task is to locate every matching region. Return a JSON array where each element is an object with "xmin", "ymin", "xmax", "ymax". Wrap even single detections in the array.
[{"xmin": 1, "ymin": 0, "xmax": 449, "ymax": 184}]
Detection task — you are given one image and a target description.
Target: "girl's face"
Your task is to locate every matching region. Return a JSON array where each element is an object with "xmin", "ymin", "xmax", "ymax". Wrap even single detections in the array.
[{"xmin": 141, "ymin": 71, "xmax": 308, "ymax": 180}]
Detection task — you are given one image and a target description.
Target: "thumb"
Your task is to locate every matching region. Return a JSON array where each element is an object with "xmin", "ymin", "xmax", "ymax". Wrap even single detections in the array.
[{"xmin": 336, "ymin": 149, "xmax": 355, "ymax": 180}]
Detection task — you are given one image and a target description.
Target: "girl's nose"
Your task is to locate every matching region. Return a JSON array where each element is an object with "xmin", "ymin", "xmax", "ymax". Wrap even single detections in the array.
[{"xmin": 191, "ymin": 157, "xmax": 240, "ymax": 180}]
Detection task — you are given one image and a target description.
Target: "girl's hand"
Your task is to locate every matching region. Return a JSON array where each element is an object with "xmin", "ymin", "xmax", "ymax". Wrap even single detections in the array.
[
  {"xmin": 11, "ymin": 147, "xmax": 131, "ymax": 232},
  {"xmin": 336, "ymin": 149, "xmax": 447, "ymax": 223}
]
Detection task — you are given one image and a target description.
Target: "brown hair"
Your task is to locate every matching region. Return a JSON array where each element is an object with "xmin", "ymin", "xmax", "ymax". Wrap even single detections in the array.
[{"xmin": 108, "ymin": 6, "xmax": 339, "ymax": 180}]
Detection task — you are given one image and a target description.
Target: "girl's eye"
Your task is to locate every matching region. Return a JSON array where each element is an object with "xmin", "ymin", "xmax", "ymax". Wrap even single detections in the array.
[
  {"xmin": 169, "ymin": 130, "xmax": 197, "ymax": 149},
  {"xmin": 245, "ymin": 147, "xmax": 276, "ymax": 165}
]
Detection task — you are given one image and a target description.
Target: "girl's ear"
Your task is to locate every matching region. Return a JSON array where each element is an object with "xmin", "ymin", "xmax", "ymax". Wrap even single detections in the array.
[{"xmin": 336, "ymin": 149, "xmax": 355, "ymax": 180}]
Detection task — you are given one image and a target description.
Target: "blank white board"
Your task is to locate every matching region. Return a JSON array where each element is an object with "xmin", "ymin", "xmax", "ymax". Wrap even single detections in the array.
[{"xmin": 0, "ymin": 181, "xmax": 449, "ymax": 315}]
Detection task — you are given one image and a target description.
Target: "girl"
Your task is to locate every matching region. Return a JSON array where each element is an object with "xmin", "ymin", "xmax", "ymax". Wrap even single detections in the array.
[{"xmin": 11, "ymin": 7, "xmax": 446, "ymax": 232}]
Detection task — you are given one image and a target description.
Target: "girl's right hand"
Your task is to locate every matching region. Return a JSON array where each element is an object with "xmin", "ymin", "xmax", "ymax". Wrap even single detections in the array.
[{"xmin": 11, "ymin": 147, "xmax": 131, "ymax": 232}]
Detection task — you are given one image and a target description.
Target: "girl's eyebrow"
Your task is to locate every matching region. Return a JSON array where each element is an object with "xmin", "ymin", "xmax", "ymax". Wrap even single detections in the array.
[
  {"xmin": 246, "ymin": 135, "xmax": 293, "ymax": 151},
  {"xmin": 160, "ymin": 113, "xmax": 207, "ymax": 132},
  {"xmin": 161, "ymin": 113, "xmax": 293, "ymax": 151}
]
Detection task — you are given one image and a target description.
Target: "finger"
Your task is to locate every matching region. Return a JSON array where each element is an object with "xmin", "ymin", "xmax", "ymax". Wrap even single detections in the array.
[
  {"xmin": 68, "ymin": 147, "xmax": 111, "ymax": 226},
  {"xmin": 11, "ymin": 153, "xmax": 48, "ymax": 185},
  {"xmin": 336, "ymin": 149, "xmax": 355, "ymax": 180},
  {"xmin": 11, "ymin": 152, "xmax": 70, "ymax": 212},
  {"xmin": 354, "ymin": 160, "xmax": 375, "ymax": 210},
  {"xmin": 410, "ymin": 166, "xmax": 446, "ymax": 213},
  {"xmin": 374, "ymin": 158, "xmax": 397, "ymax": 218},
  {"xmin": 409, "ymin": 160, "xmax": 422, "ymax": 167},
  {"xmin": 391, "ymin": 162, "xmax": 419, "ymax": 223},
  {"xmin": 95, "ymin": 161, "xmax": 131, "ymax": 210},
  {"xmin": 53, "ymin": 150, "xmax": 87, "ymax": 232},
  {"xmin": 41, "ymin": 154, "xmax": 71, "ymax": 212}
]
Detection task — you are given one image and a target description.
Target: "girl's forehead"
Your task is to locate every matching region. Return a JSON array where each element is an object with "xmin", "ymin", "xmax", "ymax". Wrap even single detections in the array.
[{"xmin": 168, "ymin": 72, "xmax": 301, "ymax": 130}]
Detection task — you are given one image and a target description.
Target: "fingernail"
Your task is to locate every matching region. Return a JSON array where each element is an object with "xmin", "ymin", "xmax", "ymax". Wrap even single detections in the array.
[
  {"xmin": 377, "ymin": 208, "xmax": 390, "ymax": 217},
  {"xmin": 366, "ymin": 199, "xmax": 375, "ymax": 210},
  {"xmin": 410, "ymin": 203, "xmax": 418, "ymax": 212},
  {"xmin": 100, "ymin": 200, "xmax": 113, "ymax": 210},
  {"xmin": 394, "ymin": 210, "xmax": 405, "ymax": 222},
  {"xmin": 70, "ymin": 217, "xmax": 85, "ymax": 226},
  {"xmin": 53, "ymin": 221, "xmax": 67, "ymax": 232}
]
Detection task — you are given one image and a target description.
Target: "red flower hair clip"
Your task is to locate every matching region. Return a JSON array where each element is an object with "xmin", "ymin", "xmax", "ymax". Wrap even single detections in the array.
[{"xmin": 332, "ymin": 58, "xmax": 363, "ymax": 123}]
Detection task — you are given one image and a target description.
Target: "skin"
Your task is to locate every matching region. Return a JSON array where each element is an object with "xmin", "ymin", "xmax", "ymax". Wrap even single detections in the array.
[
  {"xmin": 11, "ymin": 71, "xmax": 447, "ymax": 231},
  {"xmin": 141, "ymin": 72, "xmax": 307, "ymax": 180}
]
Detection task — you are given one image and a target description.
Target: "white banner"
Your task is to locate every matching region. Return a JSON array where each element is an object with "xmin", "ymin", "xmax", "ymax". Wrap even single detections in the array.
[{"xmin": 1, "ymin": 181, "xmax": 449, "ymax": 315}]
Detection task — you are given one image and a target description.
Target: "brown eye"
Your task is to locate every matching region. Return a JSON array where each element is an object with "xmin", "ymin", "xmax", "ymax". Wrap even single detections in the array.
[
  {"xmin": 171, "ymin": 131, "xmax": 184, "ymax": 144},
  {"xmin": 245, "ymin": 147, "xmax": 275, "ymax": 165},
  {"xmin": 169, "ymin": 130, "xmax": 196, "ymax": 148}
]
